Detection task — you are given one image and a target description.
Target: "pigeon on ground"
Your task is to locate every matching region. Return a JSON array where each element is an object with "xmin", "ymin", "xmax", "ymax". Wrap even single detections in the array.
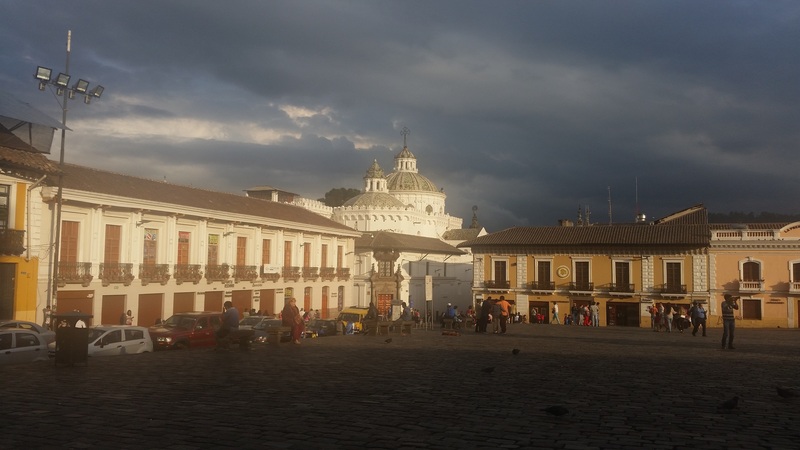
[
  {"xmin": 481, "ymin": 366, "xmax": 495, "ymax": 374},
  {"xmin": 777, "ymin": 386, "xmax": 796, "ymax": 399},
  {"xmin": 384, "ymin": 338, "xmax": 392, "ymax": 344},
  {"xmin": 542, "ymin": 405, "xmax": 570, "ymax": 417},
  {"xmin": 719, "ymin": 396, "xmax": 739, "ymax": 410},
  {"xmin": 512, "ymin": 348, "xmax": 520, "ymax": 355}
]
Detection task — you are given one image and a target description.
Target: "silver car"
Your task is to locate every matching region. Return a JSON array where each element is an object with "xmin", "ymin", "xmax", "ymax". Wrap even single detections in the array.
[
  {"xmin": 48, "ymin": 325, "xmax": 153, "ymax": 357},
  {"xmin": 0, "ymin": 329, "xmax": 50, "ymax": 365},
  {"xmin": 0, "ymin": 320, "xmax": 56, "ymax": 345}
]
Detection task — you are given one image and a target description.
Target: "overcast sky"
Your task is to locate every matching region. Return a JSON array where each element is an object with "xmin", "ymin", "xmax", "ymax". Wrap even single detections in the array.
[{"xmin": 2, "ymin": 1, "xmax": 798, "ymax": 231}]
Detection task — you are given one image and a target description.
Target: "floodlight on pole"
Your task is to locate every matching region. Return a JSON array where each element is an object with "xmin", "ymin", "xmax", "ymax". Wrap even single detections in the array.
[{"xmin": 34, "ymin": 30, "xmax": 105, "ymax": 310}]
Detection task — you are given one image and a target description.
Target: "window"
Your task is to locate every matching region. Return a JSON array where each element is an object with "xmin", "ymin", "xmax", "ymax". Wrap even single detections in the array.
[
  {"xmin": 742, "ymin": 299, "xmax": 761, "ymax": 320},
  {"xmin": 614, "ymin": 261, "xmax": 630, "ymax": 289},
  {"xmin": 207, "ymin": 234, "xmax": 219, "ymax": 265},
  {"xmin": 144, "ymin": 229, "xmax": 158, "ymax": 265},
  {"xmin": 262, "ymin": 239, "xmax": 271, "ymax": 265},
  {"xmin": 537, "ymin": 261, "xmax": 551, "ymax": 284},
  {"xmin": 378, "ymin": 260, "xmax": 393, "ymax": 277},
  {"xmin": 102, "ymin": 330, "xmax": 123, "ymax": 345},
  {"xmin": 104, "ymin": 225, "xmax": 121, "ymax": 263},
  {"xmin": 337, "ymin": 246, "xmax": 343, "ymax": 269},
  {"xmin": 493, "ymin": 260, "xmax": 507, "ymax": 282},
  {"xmin": 742, "ymin": 261, "xmax": 760, "ymax": 281},
  {"xmin": 236, "ymin": 237, "xmax": 247, "ymax": 266},
  {"xmin": 176, "ymin": 231, "xmax": 189, "ymax": 265},
  {"xmin": 0, "ymin": 184, "xmax": 9, "ymax": 229},
  {"xmin": 284, "ymin": 241, "xmax": 293, "ymax": 268},
  {"xmin": 125, "ymin": 329, "xmax": 144, "ymax": 340},
  {"xmin": 303, "ymin": 243, "xmax": 311, "ymax": 267},
  {"xmin": 321, "ymin": 244, "xmax": 328, "ymax": 268},
  {"xmin": 665, "ymin": 262, "xmax": 682, "ymax": 290},
  {"xmin": 16, "ymin": 333, "xmax": 40, "ymax": 348},
  {"xmin": 0, "ymin": 333, "xmax": 11, "ymax": 350},
  {"xmin": 61, "ymin": 221, "xmax": 80, "ymax": 263},
  {"xmin": 793, "ymin": 262, "xmax": 800, "ymax": 282},
  {"xmin": 574, "ymin": 261, "xmax": 590, "ymax": 287}
]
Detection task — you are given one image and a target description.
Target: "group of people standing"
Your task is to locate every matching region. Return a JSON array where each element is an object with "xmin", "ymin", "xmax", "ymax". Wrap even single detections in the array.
[{"xmin": 473, "ymin": 296, "xmax": 512, "ymax": 334}]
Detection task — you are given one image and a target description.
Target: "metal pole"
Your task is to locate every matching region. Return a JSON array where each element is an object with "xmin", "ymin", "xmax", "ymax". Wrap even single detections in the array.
[{"xmin": 49, "ymin": 30, "xmax": 71, "ymax": 309}]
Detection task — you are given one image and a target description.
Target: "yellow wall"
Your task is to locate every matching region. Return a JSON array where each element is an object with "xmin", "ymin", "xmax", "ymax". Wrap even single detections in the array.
[{"xmin": 0, "ymin": 256, "xmax": 40, "ymax": 322}]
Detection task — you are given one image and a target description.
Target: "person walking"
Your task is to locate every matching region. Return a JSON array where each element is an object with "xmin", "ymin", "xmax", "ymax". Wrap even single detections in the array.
[
  {"xmin": 491, "ymin": 299, "xmax": 502, "ymax": 334},
  {"xmin": 691, "ymin": 301, "xmax": 707, "ymax": 337},
  {"xmin": 721, "ymin": 294, "xmax": 740, "ymax": 349},
  {"xmin": 125, "ymin": 310, "xmax": 134, "ymax": 326},
  {"xmin": 551, "ymin": 302, "xmax": 560, "ymax": 324},
  {"xmin": 663, "ymin": 304, "xmax": 674, "ymax": 333}
]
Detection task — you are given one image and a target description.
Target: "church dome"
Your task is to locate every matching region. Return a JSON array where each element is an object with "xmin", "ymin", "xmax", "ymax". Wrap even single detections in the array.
[
  {"xmin": 386, "ymin": 171, "xmax": 439, "ymax": 192},
  {"xmin": 342, "ymin": 192, "xmax": 407, "ymax": 208}
]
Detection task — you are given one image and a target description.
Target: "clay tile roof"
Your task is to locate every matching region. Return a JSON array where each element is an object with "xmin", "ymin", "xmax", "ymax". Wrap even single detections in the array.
[{"xmin": 56, "ymin": 163, "xmax": 358, "ymax": 233}]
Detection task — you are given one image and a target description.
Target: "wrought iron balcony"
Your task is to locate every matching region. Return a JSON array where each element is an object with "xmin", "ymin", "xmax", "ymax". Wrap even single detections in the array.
[
  {"xmin": 100, "ymin": 263, "xmax": 135, "ymax": 287},
  {"xmin": 174, "ymin": 264, "xmax": 203, "ymax": 285},
  {"xmin": 657, "ymin": 283, "xmax": 687, "ymax": 296},
  {"xmin": 738, "ymin": 280, "xmax": 764, "ymax": 293},
  {"xmin": 261, "ymin": 272, "xmax": 281, "ymax": 282},
  {"xmin": 233, "ymin": 265, "xmax": 258, "ymax": 283},
  {"xmin": 485, "ymin": 280, "xmax": 510, "ymax": 289},
  {"xmin": 320, "ymin": 267, "xmax": 336, "ymax": 281},
  {"xmin": 336, "ymin": 267, "xmax": 350, "ymax": 281},
  {"xmin": 0, "ymin": 229, "xmax": 25, "ymax": 256},
  {"xmin": 302, "ymin": 266, "xmax": 319, "ymax": 280},
  {"xmin": 568, "ymin": 281, "xmax": 594, "ymax": 292},
  {"xmin": 528, "ymin": 280, "xmax": 555, "ymax": 291},
  {"xmin": 609, "ymin": 282, "xmax": 635, "ymax": 293},
  {"xmin": 282, "ymin": 266, "xmax": 301, "ymax": 282},
  {"xmin": 205, "ymin": 264, "xmax": 230, "ymax": 283},
  {"xmin": 57, "ymin": 262, "xmax": 93, "ymax": 287},
  {"xmin": 139, "ymin": 264, "xmax": 170, "ymax": 286}
]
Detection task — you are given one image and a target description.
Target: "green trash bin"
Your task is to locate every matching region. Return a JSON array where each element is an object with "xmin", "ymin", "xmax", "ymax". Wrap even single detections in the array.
[{"xmin": 53, "ymin": 311, "xmax": 92, "ymax": 366}]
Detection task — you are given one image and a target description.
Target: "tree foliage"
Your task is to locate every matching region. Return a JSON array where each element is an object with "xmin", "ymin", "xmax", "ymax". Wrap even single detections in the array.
[{"xmin": 319, "ymin": 188, "xmax": 361, "ymax": 207}]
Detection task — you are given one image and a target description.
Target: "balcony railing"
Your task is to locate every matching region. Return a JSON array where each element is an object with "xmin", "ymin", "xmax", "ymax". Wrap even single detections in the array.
[
  {"xmin": 174, "ymin": 264, "xmax": 203, "ymax": 285},
  {"xmin": 657, "ymin": 283, "xmax": 687, "ymax": 296},
  {"xmin": 790, "ymin": 281, "xmax": 800, "ymax": 294},
  {"xmin": 100, "ymin": 263, "xmax": 135, "ymax": 287},
  {"xmin": 609, "ymin": 282, "xmax": 635, "ymax": 293},
  {"xmin": 261, "ymin": 272, "xmax": 281, "ymax": 282},
  {"xmin": 568, "ymin": 281, "xmax": 594, "ymax": 292},
  {"xmin": 205, "ymin": 264, "xmax": 230, "ymax": 283},
  {"xmin": 282, "ymin": 266, "xmax": 301, "ymax": 282},
  {"xmin": 302, "ymin": 266, "xmax": 319, "ymax": 280},
  {"xmin": 336, "ymin": 267, "xmax": 350, "ymax": 281},
  {"xmin": 485, "ymin": 280, "xmax": 510, "ymax": 289},
  {"xmin": 738, "ymin": 280, "xmax": 764, "ymax": 293},
  {"xmin": 139, "ymin": 264, "xmax": 170, "ymax": 286},
  {"xmin": 58, "ymin": 262, "xmax": 93, "ymax": 287},
  {"xmin": 233, "ymin": 265, "xmax": 258, "ymax": 283},
  {"xmin": 528, "ymin": 280, "xmax": 555, "ymax": 291},
  {"xmin": 320, "ymin": 267, "xmax": 336, "ymax": 281},
  {"xmin": 0, "ymin": 229, "xmax": 25, "ymax": 256}
]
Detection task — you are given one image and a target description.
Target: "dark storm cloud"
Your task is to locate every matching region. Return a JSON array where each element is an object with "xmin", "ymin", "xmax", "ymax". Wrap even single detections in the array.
[{"xmin": 2, "ymin": 0, "xmax": 798, "ymax": 232}]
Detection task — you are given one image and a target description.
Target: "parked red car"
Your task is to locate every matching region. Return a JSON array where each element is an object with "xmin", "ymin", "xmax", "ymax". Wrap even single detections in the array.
[{"xmin": 148, "ymin": 312, "xmax": 222, "ymax": 350}]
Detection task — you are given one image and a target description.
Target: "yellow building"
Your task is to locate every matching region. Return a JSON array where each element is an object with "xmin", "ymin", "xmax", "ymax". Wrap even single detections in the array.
[
  {"xmin": 0, "ymin": 91, "xmax": 61, "ymax": 323},
  {"xmin": 460, "ymin": 206, "xmax": 713, "ymax": 328},
  {"xmin": 709, "ymin": 222, "xmax": 800, "ymax": 328}
]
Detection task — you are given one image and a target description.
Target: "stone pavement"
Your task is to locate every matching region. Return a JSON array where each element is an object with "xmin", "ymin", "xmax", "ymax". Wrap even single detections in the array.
[{"xmin": 2, "ymin": 323, "xmax": 799, "ymax": 449}]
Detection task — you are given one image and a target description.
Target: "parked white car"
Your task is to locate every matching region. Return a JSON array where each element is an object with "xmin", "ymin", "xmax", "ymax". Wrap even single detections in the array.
[
  {"xmin": 0, "ymin": 320, "xmax": 56, "ymax": 345},
  {"xmin": 48, "ymin": 325, "xmax": 153, "ymax": 357},
  {"xmin": 0, "ymin": 328, "xmax": 50, "ymax": 365}
]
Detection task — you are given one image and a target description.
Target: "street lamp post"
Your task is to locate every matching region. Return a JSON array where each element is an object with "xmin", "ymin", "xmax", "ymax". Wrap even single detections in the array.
[{"xmin": 35, "ymin": 30, "xmax": 104, "ymax": 309}]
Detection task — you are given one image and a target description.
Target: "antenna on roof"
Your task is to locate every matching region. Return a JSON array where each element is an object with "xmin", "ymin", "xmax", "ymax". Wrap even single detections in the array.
[
  {"xmin": 607, "ymin": 185, "xmax": 612, "ymax": 225},
  {"xmin": 401, "ymin": 127, "xmax": 410, "ymax": 147},
  {"xmin": 634, "ymin": 176, "xmax": 647, "ymax": 223}
]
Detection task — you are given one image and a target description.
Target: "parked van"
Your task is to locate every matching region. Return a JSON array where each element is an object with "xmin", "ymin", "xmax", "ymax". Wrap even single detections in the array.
[{"xmin": 336, "ymin": 307, "xmax": 370, "ymax": 334}]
